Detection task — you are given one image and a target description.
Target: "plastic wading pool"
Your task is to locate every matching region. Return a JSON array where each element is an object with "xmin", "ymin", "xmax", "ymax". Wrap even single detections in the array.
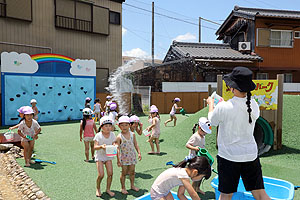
[{"xmin": 211, "ymin": 176, "xmax": 295, "ymax": 200}]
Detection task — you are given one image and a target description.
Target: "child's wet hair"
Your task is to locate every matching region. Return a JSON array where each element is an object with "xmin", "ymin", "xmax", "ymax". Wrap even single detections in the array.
[
  {"xmin": 192, "ymin": 123, "xmax": 198, "ymax": 134},
  {"xmin": 174, "ymin": 156, "xmax": 211, "ymax": 179}
]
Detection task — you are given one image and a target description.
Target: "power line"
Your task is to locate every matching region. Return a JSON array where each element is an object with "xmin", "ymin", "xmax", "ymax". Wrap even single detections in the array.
[
  {"xmin": 123, "ymin": 3, "xmax": 219, "ymax": 30},
  {"xmin": 123, "ymin": 25, "xmax": 169, "ymax": 52},
  {"xmin": 129, "ymin": 0, "xmax": 222, "ymax": 25}
]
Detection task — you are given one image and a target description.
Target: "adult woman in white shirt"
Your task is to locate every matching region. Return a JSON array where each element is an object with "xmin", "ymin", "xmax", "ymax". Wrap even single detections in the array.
[{"xmin": 207, "ymin": 67, "xmax": 270, "ymax": 200}]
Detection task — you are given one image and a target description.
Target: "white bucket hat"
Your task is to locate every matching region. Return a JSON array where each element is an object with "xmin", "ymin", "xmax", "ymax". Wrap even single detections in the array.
[
  {"xmin": 198, "ymin": 117, "xmax": 212, "ymax": 134},
  {"xmin": 82, "ymin": 108, "xmax": 93, "ymax": 116},
  {"xmin": 30, "ymin": 99, "xmax": 37, "ymax": 104},
  {"xmin": 100, "ymin": 116, "xmax": 113, "ymax": 127}
]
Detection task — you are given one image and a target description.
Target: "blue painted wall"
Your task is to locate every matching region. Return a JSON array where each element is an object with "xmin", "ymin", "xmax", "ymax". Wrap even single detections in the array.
[{"xmin": 3, "ymin": 75, "xmax": 95, "ymax": 125}]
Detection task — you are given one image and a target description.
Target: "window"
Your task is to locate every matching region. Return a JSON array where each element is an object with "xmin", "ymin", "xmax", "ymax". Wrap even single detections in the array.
[
  {"xmin": 0, "ymin": 0, "xmax": 5, "ymax": 17},
  {"xmin": 257, "ymin": 29, "xmax": 293, "ymax": 47},
  {"xmin": 284, "ymin": 73, "xmax": 293, "ymax": 83},
  {"xmin": 270, "ymin": 30, "xmax": 293, "ymax": 47},
  {"xmin": 295, "ymin": 31, "xmax": 300, "ymax": 39},
  {"xmin": 0, "ymin": 0, "xmax": 32, "ymax": 21},
  {"xmin": 55, "ymin": 0, "xmax": 92, "ymax": 32},
  {"xmin": 109, "ymin": 11, "xmax": 120, "ymax": 25},
  {"xmin": 256, "ymin": 73, "xmax": 268, "ymax": 80}
]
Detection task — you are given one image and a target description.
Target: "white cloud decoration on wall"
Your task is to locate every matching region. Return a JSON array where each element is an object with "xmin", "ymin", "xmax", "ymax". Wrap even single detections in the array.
[
  {"xmin": 1, "ymin": 52, "xmax": 38, "ymax": 73},
  {"xmin": 70, "ymin": 59, "xmax": 96, "ymax": 76}
]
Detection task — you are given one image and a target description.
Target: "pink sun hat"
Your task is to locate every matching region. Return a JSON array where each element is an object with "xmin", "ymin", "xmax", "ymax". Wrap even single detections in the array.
[
  {"xmin": 110, "ymin": 103, "xmax": 117, "ymax": 110},
  {"xmin": 129, "ymin": 115, "xmax": 140, "ymax": 123},
  {"xmin": 17, "ymin": 106, "xmax": 30, "ymax": 114},
  {"xmin": 118, "ymin": 116, "xmax": 130, "ymax": 124},
  {"xmin": 23, "ymin": 107, "xmax": 34, "ymax": 115},
  {"xmin": 150, "ymin": 105, "xmax": 159, "ymax": 113}
]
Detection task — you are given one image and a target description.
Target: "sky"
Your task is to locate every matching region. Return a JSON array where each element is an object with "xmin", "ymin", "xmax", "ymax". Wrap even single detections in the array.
[{"xmin": 122, "ymin": 0, "xmax": 300, "ymax": 60}]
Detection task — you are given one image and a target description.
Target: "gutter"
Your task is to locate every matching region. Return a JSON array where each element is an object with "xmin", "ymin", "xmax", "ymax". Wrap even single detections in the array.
[{"xmin": 0, "ymin": 41, "xmax": 52, "ymax": 53}]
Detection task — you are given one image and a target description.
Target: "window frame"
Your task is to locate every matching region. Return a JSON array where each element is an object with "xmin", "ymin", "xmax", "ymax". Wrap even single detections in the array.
[
  {"xmin": 256, "ymin": 73, "xmax": 268, "ymax": 80},
  {"xmin": 295, "ymin": 31, "xmax": 300, "ymax": 39},
  {"xmin": 109, "ymin": 11, "xmax": 120, "ymax": 25},
  {"xmin": 270, "ymin": 29, "xmax": 293, "ymax": 48},
  {"xmin": 284, "ymin": 73, "xmax": 293, "ymax": 83}
]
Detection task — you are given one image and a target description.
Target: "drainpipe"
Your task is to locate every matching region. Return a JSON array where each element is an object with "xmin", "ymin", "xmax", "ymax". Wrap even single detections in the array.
[{"xmin": 0, "ymin": 41, "xmax": 52, "ymax": 53}]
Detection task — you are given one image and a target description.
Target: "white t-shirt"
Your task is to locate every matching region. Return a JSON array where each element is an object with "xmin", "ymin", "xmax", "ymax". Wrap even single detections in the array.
[
  {"xmin": 151, "ymin": 168, "xmax": 190, "ymax": 196},
  {"xmin": 170, "ymin": 103, "xmax": 177, "ymax": 115},
  {"xmin": 93, "ymin": 131, "xmax": 116, "ymax": 162},
  {"xmin": 208, "ymin": 96, "xmax": 260, "ymax": 162},
  {"xmin": 94, "ymin": 103, "xmax": 101, "ymax": 113},
  {"xmin": 186, "ymin": 133, "xmax": 205, "ymax": 156},
  {"xmin": 18, "ymin": 119, "xmax": 40, "ymax": 138},
  {"xmin": 108, "ymin": 111, "xmax": 118, "ymax": 124}
]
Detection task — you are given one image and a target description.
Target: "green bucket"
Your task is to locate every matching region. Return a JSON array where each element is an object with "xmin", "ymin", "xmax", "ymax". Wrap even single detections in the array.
[
  {"xmin": 197, "ymin": 148, "xmax": 214, "ymax": 166},
  {"xmin": 180, "ymin": 108, "xmax": 186, "ymax": 115}
]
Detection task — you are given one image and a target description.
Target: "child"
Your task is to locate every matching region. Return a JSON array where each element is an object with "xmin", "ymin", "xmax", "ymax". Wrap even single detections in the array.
[
  {"xmin": 80, "ymin": 108, "xmax": 97, "ymax": 162},
  {"xmin": 151, "ymin": 156, "xmax": 211, "ymax": 200},
  {"xmin": 164, "ymin": 97, "xmax": 182, "ymax": 127},
  {"xmin": 17, "ymin": 107, "xmax": 41, "ymax": 167},
  {"xmin": 9, "ymin": 106, "xmax": 29, "ymax": 130},
  {"xmin": 186, "ymin": 117, "xmax": 212, "ymax": 194},
  {"xmin": 108, "ymin": 103, "xmax": 118, "ymax": 131},
  {"xmin": 93, "ymin": 98, "xmax": 103, "ymax": 122},
  {"xmin": 104, "ymin": 95, "xmax": 113, "ymax": 115},
  {"xmin": 94, "ymin": 116, "xmax": 117, "ymax": 197},
  {"xmin": 85, "ymin": 97, "xmax": 92, "ymax": 109},
  {"xmin": 147, "ymin": 105, "xmax": 161, "ymax": 154},
  {"xmin": 115, "ymin": 116, "xmax": 142, "ymax": 194},
  {"xmin": 30, "ymin": 99, "xmax": 39, "ymax": 121},
  {"xmin": 129, "ymin": 115, "xmax": 143, "ymax": 135}
]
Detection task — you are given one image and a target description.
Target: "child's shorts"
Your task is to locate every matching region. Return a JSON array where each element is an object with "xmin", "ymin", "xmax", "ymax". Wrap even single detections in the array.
[
  {"xmin": 84, "ymin": 137, "xmax": 94, "ymax": 142},
  {"xmin": 150, "ymin": 188, "xmax": 168, "ymax": 200}
]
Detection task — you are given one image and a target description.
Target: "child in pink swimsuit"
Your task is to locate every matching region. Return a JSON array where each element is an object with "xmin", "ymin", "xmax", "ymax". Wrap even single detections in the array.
[
  {"xmin": 147, "ymin": 105, "xmax": 161, "ymax": 154},
  {"xmin": 80, "ymin": 108, "xmax": 97, "ymax": 162}
]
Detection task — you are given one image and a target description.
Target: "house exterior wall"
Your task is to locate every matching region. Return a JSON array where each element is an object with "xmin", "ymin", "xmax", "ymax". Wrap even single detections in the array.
[
  {"xmin": 255, "ymin": 18, "xmax": 300, "ymax": 69},
  {"xmin": 0, "ymin": 0, "xmax": 123, "ymax": 92}
]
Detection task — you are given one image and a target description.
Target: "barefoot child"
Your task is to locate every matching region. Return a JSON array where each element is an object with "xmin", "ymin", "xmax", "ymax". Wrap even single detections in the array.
[
  {"xmin": 108, "ymin": 103, "xmax": 118, "ymax": 131},
  {"xmin": 30, "ymin": 99, "xmax": 39, "ymax": 121},
  {"xmin": 115, "ymin": 116, "xmax": 142, "ymax": 194},
  {"xmin": 164, "ymin": 97, "xmax": 182, "ymax": 127},
  {"xmin": 17, "ymin": 107, "xmax": 41, "ymax": 167},
  {"xmin": 80, "ymin": 108, "xmax": 97, "ymax": 162},
  {"xmin": 94, "ymin": 116, "xmax": 117, "ymax": 197},
  {"xmin": 186, "ymin": 117, "xmax": 212, "ymax": 194},
  {"xmin": 129, "ymin": 115, "xmax": 143, "ymax": 135},
  {"xmin": 151, "ymin": 156, "xmax": 211, "ymax": 200},
  {"xmin": 9, "ymin": 106, "xmax": 29, "ymax": 130},
  {"xmin": 147, "ymin": 105, "xmax": 161, "ymax": 154}
]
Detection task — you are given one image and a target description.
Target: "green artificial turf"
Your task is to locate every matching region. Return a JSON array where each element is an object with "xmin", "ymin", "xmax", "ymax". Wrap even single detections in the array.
[{"xmin": 1, "ymin": 95, "xmax": 299, "ymax": 199}]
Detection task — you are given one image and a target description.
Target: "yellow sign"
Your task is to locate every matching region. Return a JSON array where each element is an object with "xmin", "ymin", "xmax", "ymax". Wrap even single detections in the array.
[{"xmin": 222, "ymin": 80, "xmax": 278, "ymax": 110}]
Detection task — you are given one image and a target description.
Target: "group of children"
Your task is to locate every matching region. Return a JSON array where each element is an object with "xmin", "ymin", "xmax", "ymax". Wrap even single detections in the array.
[
  {"xmin": 79, "ymin": 96, "xmax": 213, "ymax": 199},
  {"xmin": 9, "ymin": 99, "xmax": 40, "ymax": 167}
]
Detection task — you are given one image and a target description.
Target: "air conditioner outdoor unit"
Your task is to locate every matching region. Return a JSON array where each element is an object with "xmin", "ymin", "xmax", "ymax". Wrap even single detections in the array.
[{"xmin": 238, "ymin": 42, "xmax": 251, "ymax": 51}]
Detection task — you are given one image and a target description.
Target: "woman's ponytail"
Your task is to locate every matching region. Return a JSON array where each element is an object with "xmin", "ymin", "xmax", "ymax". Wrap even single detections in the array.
[{"xmin": 246, "ymin": 91, "xmax": 252, "ymax": 124}]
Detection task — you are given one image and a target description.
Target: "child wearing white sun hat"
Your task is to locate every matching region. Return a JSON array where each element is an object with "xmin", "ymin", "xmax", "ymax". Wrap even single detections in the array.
[{"xmin": 185, "ymin": 117, "xmax": 212, "ymax": 194}]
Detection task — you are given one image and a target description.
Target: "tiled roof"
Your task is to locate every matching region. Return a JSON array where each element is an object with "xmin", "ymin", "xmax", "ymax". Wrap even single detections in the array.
[
  {"xmin": 234, "ymin": 6, "xmax": 300, "ymax": 19},
  {"xmin": 167, "ymin": 41, "xmax": 262, "ymax": 61}
]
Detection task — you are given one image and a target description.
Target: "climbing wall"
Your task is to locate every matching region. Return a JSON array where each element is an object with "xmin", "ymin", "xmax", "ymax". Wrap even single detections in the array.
[
  {"xmin": 4, "ymin": 75, "xmax": 94, "ymax": 125},
  {"xmin": 1, "ymin": 52, "xmax": 96, "ymax": 126}
]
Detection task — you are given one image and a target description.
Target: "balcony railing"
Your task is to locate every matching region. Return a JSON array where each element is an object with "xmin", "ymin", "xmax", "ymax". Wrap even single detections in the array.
[
  {"xmin": 0, "ymin": 3, "xmax": 6, "ymax": 17},
  {"xmin": 55, "ymin": 15, "xmax": 92, "ymax": 32}
]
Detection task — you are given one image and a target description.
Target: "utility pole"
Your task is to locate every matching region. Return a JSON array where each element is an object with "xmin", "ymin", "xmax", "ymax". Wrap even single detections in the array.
[
  {"xmin": 152, "ymin": 2, "xmax": 154, "ymax": 66},
  {"xmin": 199, "ymin": 17, "xmax": 201, "ymax": 43}
]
